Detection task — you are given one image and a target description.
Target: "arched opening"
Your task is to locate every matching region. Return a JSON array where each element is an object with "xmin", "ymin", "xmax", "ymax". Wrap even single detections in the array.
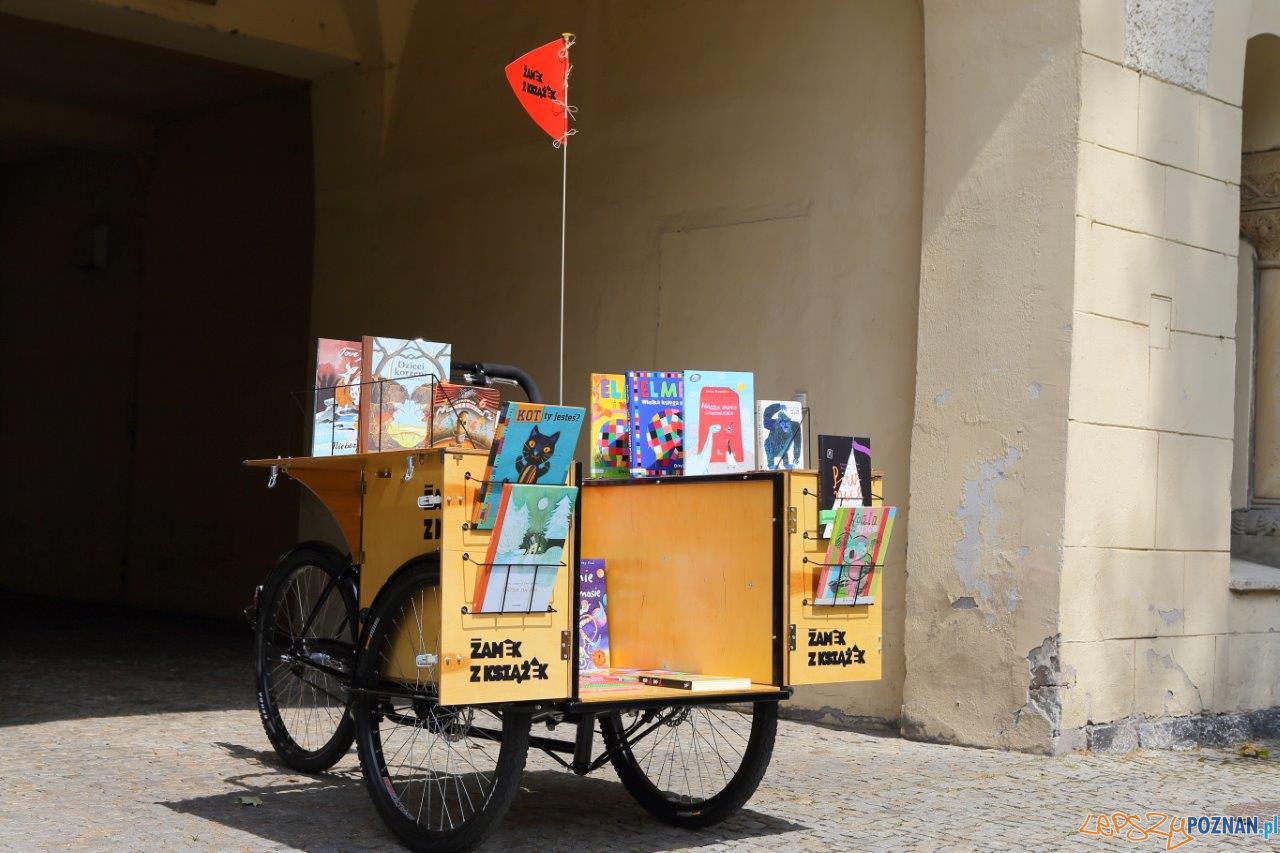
[{"xmin": 1233, "ymin": 34, "xmax": 1280, "ymax": 565}]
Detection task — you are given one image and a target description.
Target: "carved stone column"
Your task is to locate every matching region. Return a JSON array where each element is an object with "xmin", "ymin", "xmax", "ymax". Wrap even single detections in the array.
[
  {"xmin": 1241, "ymin": 151, "xmax": 1280, "ymax": 267},
  {"xmin": 1242, "ymin": 152, "xmax": 1280, "ymax": 501}
]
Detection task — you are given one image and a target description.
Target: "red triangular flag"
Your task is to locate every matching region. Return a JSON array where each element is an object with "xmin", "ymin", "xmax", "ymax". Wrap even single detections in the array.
[{"xmin": 505, "ymin": 37, "xmax": 570, "ymax": 142}]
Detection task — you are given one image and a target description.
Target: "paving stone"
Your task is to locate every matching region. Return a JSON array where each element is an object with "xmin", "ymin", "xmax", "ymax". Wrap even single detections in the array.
[{"xmin": 2, "ymin": 596, "xmax": 1278, "ymax": 850}]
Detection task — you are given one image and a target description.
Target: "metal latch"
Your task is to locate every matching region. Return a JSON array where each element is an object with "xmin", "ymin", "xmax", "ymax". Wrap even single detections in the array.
[
  {"xmin": 787, "ymin": 507, "xmax": 797, "ymax": 534},
  {"xmin": 417, "ymin": 494, "xmax": 442, "ymax": 509},
  {"xmin": 561, "ymin": 630, "xmax": 571, "ymax": 660},
  {"xmin": 788, "ymin": 624, "xmax": 797, "ymax": 651}
]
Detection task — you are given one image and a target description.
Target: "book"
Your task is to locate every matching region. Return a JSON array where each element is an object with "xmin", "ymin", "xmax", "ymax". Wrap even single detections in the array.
[
  {"xmin": 636, "ymin": 672, "xmax": 753, "ymax": 692},
  {"xmin": 578, "ymin": 673, "xmax": 644, "ymax": 693},
  {"xmin": 627, "ymin": 371, "xmax": 684, "ymax": 477},
  {"xmin": 815, "ymin": 505, "xmax": 897, "ymax": 605},
  {"xmin": 359, "ymin": 336, "xmax": 452, "ymax": 452},
  {"xmin": 756, "ymin": 400, "xmax": 805, "ymax": 470},
  {"xmin": 472, "ymin": 483, "xmax": 578, "ymax": 612},
  {"xmin": 589, "ymin": 373, "xmax": 630, "ymax": 479},
  {"xmin": 472, "ymin": 402, "xmax": 586, "ymax": 529},
  {"xmin": 578, "ymin": 558, "xmax": 611, "ymax": 670},
  {"xmin": 312, "ymin": 338, "xmax": 361, "ymax": 456},
  {"xmin": 682, "ymin": 370, "xmax": 755, "ymax": 475},
  {"xmin": 429, "ymin": 383, "xmax": 500, "ymax": 450},
  {"xmin": 818, "ymin": 435, "xmax": 872, "ymax": 537}
]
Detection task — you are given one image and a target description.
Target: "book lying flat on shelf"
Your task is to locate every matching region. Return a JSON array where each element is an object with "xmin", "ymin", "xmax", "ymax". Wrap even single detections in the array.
[
  {"xmin": 313, "ymin": 338, "xmax": 361, "ymax": 456},
  {"xmin": 589, "ymin": 373, "xmax": 630, "ymax": 479},
  {"xmin": 636, "ymin": 672, "xmax": 753, "ymax": 693},
  {"xmin": 472, "ymin": 402, "xmax": 586, "ymax": 530},
  {"xmin": 627, "ymin": 370, "xmax": 684, "ymax": 477},
  {"xmin": 360, "ymin": 336, "xmax": 452, "ymax": 452},
  {"xmin": 471, "ymin": 483, "xmax": 578, "ymax": 613},
  {"xmin": 815, "ymin": 505, "xmax": 897, "ymax": 606},
  {"xmin": 578, "ymin": 558, "xmax": 611, "ymax": 670},
  {"xmin": 682, "ymin": 370, "xmax": 755, "ymax": 475},
  {"xmin": 430, "ymin": 383, "xmax": 500, "ymax": 450},
  {"xmin": 756, "ymin": 400, "xmax": 805, "ymax": 470},
  {"xmin": 818, "ymin": 435, "xmax": 871, "ymax": 537}
]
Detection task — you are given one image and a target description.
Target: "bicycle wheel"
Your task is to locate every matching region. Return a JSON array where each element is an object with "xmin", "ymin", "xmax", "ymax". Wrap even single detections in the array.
[
  {"xmin": 601, "ymin": 700, "xmax": 778, "ymax": 828},
  {"xmin": 354, "ymin": 557, "xmax": 530, "ymax": 852},
  {"xmin": 254, "ymin": 545, "xmax": 357, "ymax": 772}
]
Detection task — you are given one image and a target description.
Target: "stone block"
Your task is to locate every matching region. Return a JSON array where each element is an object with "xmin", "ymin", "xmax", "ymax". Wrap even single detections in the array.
[
  {"xmin": 1182, "ymin": 551, "xmax": 1230, "ymax": 635},
  {"xmin": 1081, "ymin": 54, "xmax": 1138, "ymax": 151},
  {"xmin": 1196, "ymin": 96, "xmax": 1243, "ymax": 184},
  {"xmin": 1061, "ymin": 546, "xmax": 1184, "ymax": 641},
  {"xmin": 1134, "ymin": 635, "xmax": 1215, "ymax": 717},
  {"xmin": 1148, "ymin": 331, "xmax": 1235, "ymax": 439},
  {"xmin": 1214, "ymin": 633, "xmax": 1280, "ymax": 712},
  {"xmin": 1154, "ymin": 432, "xmax": 1233, "ymax": 551},
  {"xmin": 1078, "ymin": 143, "xmax": 1165, "ymax": 236},
  {"xmin": 1060, "ymin": 639, "xmax": 1135, "ymax": 729},
  {"xmin": 1081, "ymin": 0, "xmax": 1125, "ymax": 63},
  {"xmin": 1064, "ymin": 421, "xmax": 1158, "ymax": 548},
  {"xmin": 1163, "ymin": 166, "xmax": 1239, "ymax": 254},
  {"xmin": 1228, "ymin": 589, "xmax": 1280, "ymax": 634},
  {"xmin": 1069, "ymin": 312, "xmax": 1150, "ymax": 428},
  {"xmin": 1170, "ymin": 243, "xmax": 1236, "ymax": 339},
  {"xmin": 1074, "ymin": 219, "xmax": 1176, "ymax": 327},
  {"xmin": 1137, "ymin": 75, "xmax": 1199, "ymax": 171}
]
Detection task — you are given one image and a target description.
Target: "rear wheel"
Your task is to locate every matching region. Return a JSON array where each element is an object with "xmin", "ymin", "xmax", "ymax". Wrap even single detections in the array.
[
  {"xmin": 253, "ymin": 546, "xmax": 357, "ymax": 772},
  {"xmin": 601, "ymin": 700, "xmax": 778, "ymax": 828},
  {"xmin": 354, "ymin": 558, "xmax": 530, "ymax": 852}
]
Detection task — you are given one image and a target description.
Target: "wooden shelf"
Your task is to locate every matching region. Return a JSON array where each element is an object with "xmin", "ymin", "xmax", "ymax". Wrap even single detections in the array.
[
  {"xmin": 243, "ymin": 446, "xmax": 486, "ymax": 472},
  {"xmin": 575, "ymin": 681, "xmax": 780, "ymax": 704}
]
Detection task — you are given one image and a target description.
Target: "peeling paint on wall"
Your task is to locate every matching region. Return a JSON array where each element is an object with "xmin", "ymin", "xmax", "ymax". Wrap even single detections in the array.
[{"xmin": 954, "ymin": 445, "xmax": 1022, "ymax": 603}]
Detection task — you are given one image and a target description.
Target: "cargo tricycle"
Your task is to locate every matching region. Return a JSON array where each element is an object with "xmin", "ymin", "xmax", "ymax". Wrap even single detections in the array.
[{"xmin": 246, "ymin": 363, "xmax": 882, "ymax": 851}]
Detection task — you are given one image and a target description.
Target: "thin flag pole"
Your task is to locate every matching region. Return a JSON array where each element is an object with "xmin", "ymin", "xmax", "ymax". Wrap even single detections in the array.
[{"xmin": 557, "ymin": 32, "xmax": 573, "ymax": 406}]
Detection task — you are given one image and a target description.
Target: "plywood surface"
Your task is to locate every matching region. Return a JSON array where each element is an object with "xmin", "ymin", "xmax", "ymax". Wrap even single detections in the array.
[
  {"xmin": 579, "ymin": 477, "xmax": 778, "ymax": 686},
  {"xmin": 577, "ymin": 682, "xmax": 781, "ymax": 704}
]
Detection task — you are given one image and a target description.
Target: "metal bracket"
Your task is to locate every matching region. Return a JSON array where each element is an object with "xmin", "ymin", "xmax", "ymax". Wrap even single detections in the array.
[
  {"xmin": 403, "ymin": 455, "xmax": 415, "ymax": 482},
  {"xmin": 788, "ymin": 624, "xmax": 797, "ymax": 651},
  {"xmin": 787, "ymin": 506, "xmax": 797, "ymax": 534},
  {"xmin": 267, "ymin": 464, "xmax": 279, "ymax": 489},
  {"xmin": 561, "ymin": 630, "xmax": 572, "ymax": 660}
]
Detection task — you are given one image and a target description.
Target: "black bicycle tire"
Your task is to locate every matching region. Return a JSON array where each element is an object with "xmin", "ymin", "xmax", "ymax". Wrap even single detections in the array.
[
  {"xmin": 253, "ymin": 545, "xmax": 357, "ymax": 772},
  {"xmin": 601, "ymin": 700, "xmax": 778, "ymax": 829},
  {"xmin": 353, "ymin": 557, "xmax": 531, "ymax": 852}
]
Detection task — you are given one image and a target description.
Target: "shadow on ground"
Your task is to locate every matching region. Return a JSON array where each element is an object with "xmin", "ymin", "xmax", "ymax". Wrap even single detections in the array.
[
  {"xmin": 0, "ymin": 592, "xmax": 254, "ymax": 726},
  {"xmin": 160, "ymin": 743, "xmax": 804, "ymax": 851}
]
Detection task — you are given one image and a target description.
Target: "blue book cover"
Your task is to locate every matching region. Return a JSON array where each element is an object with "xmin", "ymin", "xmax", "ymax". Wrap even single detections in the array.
[
  {"xmin": 627, "ymin": 371, "xmax": 684, "ymax": 477},
  {"xmin": 578, "ymin": 558, "xmax": 610, "ymax": 670},
  {"xmin": 682, "ymin": 370, "xmax": 754, "ymax": 475},
  {"xmin": 473, "ymin": 402, "xmax": 585, "ymax": 529}
]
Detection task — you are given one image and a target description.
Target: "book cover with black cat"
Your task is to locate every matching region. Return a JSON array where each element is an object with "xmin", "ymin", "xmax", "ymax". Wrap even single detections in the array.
[
  {"xmin": 626, "ymin": 370, "xmax": 684, "ymax": 477},
  {"xmin": 472, "ymin": 402, "xmax": 585, "ymax": 529}
]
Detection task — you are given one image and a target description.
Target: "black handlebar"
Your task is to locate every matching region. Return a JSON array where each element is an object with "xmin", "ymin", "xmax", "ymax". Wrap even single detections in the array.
[{"xmin": 451, "ymin": 362, "xmax": 544, "ymax": 404}]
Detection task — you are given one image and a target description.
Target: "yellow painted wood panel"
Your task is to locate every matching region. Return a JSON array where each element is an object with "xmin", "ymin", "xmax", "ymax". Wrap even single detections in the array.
[
  {"xmin": 360, "ymin": 452, "xmax": 444, "ymax": 609},
  {"xmin": 579, "ymin": 478, "xmax": 778, "ymax": 687},
  {"xmin": 785, "ymin": 471, "xmax": 883, "ymax": 685},
  {"xmin": 287, "ymin": 467, "xmax": 362, "ymax": 555}
]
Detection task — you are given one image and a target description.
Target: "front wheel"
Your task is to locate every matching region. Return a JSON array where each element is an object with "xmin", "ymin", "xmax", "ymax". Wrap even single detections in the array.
[
  {"xmin": 353, "ymin": 557, "xmax": 530, "ymax": 852},
  {"xmin": 601, "ymin": 700, "xmax": 778, "ymax": 829}
]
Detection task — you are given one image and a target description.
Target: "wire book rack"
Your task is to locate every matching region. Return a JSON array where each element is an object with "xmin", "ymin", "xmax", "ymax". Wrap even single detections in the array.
[{"xmin": 460, "ymin": 553, "xmax": 565, "ymax": 615}]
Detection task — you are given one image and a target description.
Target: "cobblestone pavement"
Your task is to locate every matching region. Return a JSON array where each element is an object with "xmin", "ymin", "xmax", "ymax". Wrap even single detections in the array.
[{"xmin": 2, "ymin": 595, "xmax": 1279, "ymax": 851}]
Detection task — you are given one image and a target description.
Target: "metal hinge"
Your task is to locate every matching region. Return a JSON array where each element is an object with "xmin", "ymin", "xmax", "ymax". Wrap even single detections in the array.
[
  {"xmin": 787, "ymin": 507, "xmax": 797, "ymax": 534},
  {"xmin": 359, "ymin": 478, "xmax": 367, "ymax": 495},
  {"xmin": 354, "ymin": 550, "xmax": 365, "ymax": 566},
  {"xmin": 788, "ymin": 624, "xmax": 797, "ymax": 651},
  {"xmin": 560, "ymin": 630, "xmax": 571, "ymax": 661}
]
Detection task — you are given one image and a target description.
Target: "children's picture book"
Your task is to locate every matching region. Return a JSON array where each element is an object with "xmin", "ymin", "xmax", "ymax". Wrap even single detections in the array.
[
  {"xmin": 313, "ymin": 338, "xmax": 361, "ymax": 456},
  {"xmin": 360, "ymin": 337, "xmax": 452, "ymax": 452},
  {"xmin": 589, "ymin": 373, "xmax": 630, "ymax": 479},
  {"xmin": 578, "ymin": 558, "xmax": 611, "ymax": 670},
  {"xmin": 472, "ymin": 484, "xmax": 578, "ymax": 613},
  {"xmin": 472, "ymin": 402, "xmax": 586, "ymax": 529},
  {"xmin": 816, "ymin": 505, "xmax": 897, "ymax": 606},
  {"xmin": 818, "ymin": 435, "xmax": 872, "ymax": 537},
  {"xmin": 578, "ymin": 672, "xmax": 644, "ymax": 693},
  {"xmin": 756, "ymin": 400, "xmax": 805, "ymax": 470},
  {"xmin": 682, "ymin": 370, "xmax": 754, "ymax": 475},
  {"xmin": 429, "ymin": 383, "xmax": 500, "ymax": 450},
  {"xmin": 627, "ymin": 371, "xmax": 684, "ymax": 477}
]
